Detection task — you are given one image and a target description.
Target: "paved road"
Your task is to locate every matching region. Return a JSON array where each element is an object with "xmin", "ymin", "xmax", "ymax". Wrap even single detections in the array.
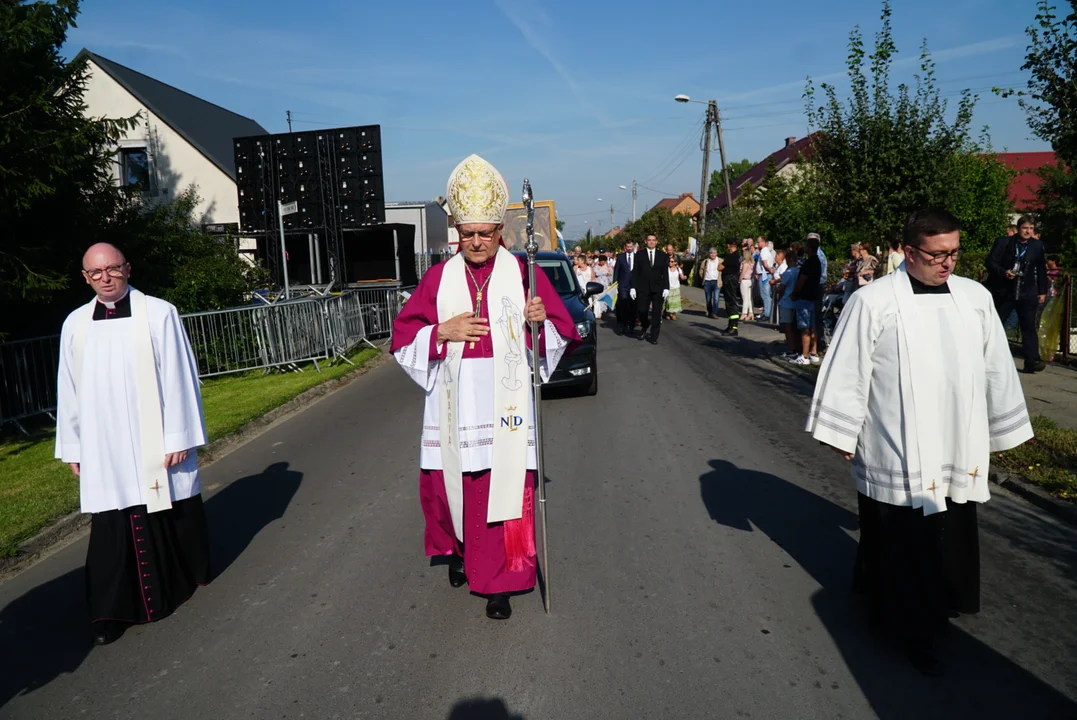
[{"xmin": 3, "ymin": 309, "xmax": 1077, "ymax": 719}]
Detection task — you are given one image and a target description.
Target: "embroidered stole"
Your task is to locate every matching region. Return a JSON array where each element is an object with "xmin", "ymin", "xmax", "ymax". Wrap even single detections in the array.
[
  {"xmin": 72, "ymin": 289, "xmax": 172, "ymax": 513},
  {"xmin": 436, "ymin": 248, "xmax": 530, "ymax": 539}
]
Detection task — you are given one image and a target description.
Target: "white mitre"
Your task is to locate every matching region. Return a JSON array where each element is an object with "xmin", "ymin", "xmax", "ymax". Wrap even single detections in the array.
[{"xmin": 446, "ymin": 154, "xmax": 509, "ymax": 225}]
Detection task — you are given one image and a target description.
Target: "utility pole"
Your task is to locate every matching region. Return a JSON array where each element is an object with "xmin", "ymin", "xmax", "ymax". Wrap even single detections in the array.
[
  {"xmin": 698, "ymin": 102, "xmax": 714, "ymax": 238},
  {"xmin": 286, "ymin": 110, "xmax": 293, "ymax": 133},
  {"xmin": 632, "ymin": 180, "xmax": 637, "ymax": 221},
  {"xmin": 715, "ymin": 104, "xmax": 733, "ymax": 224},
  {"xmin": 610, "ymin": 204, "xmax": 614, "ymax": 231}
]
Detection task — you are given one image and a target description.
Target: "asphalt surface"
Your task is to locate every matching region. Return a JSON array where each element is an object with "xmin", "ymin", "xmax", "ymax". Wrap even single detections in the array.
[{"xmin": 2, "ymin": 308, "xmax": 1077, "ymax": 720}]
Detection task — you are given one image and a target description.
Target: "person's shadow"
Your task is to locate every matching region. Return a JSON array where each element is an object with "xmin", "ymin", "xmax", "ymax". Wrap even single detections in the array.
[
  {"xmin": 700, "ymin": 459, "xmax": 1077, "ymax": 719},
  {"xmin": 0, "ymin": 461, "xmax": 302, "ymax": 710},
  {"xmin": 446, "ymin": 697, "xmax": 525, "ymax": 720}
]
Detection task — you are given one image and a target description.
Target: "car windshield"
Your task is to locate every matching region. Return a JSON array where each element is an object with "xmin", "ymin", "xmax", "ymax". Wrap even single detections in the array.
[{"xmin": 538, "ymin": 259, "xmax": 578, "ymax": 296}]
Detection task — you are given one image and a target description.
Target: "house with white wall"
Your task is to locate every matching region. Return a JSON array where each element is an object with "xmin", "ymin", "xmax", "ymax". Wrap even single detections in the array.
[{"xmin": 75, "ymin": 49, "xmax": 268, "ymax": 226}]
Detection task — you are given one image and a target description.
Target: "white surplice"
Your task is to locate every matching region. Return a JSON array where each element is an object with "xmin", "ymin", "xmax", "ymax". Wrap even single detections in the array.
[
  {"xmin": 806, "ymin": 267, "xmax": 1032, "ymax": 514},
  {"xmin": 54, "ymin": 291, "xmax": 208, "ymax": 514},
  {"xmin": 394, "ymin": 321, "xmax": 566, "ymax": 473}
]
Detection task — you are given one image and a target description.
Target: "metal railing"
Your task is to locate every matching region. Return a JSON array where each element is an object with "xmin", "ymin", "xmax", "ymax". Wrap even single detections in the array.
[
  {"xmin": 416, "ymin": 250, "xmax": 455, "ymax": 279},
  {"xmin": 0, "ymin": 287, "xmax": 413, "ymax": 428},
  {"xmin": 0, "ymin": 335, "xmax": 61, "ymax": 427},
  {"xmin": 1002, "ymin": 272, "xmax": 1072, "ymax": 363}
]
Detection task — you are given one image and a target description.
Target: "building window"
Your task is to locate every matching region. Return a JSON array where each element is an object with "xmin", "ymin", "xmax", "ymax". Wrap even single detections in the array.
[{"xmin": 120, "ymin": 148, "xmax": 150, "ymax": 188}]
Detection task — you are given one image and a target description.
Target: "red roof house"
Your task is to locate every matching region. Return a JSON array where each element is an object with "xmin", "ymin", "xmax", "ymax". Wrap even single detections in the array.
[
  {"xmin": 705, "ymin": 132, "xmax": 823, "ymax": 213},
  {"xmin": 990, "ymin": 151, "xmax": 1057, "ymax": 211}
]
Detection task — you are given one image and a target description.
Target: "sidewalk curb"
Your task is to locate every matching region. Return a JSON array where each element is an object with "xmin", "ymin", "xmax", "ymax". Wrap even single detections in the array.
[
  {"xmin": 989, "ymin": 470, "xmax": 1077, "ymax": 527},
  {"xmin": 0, "ymin": 349, "xmax": 389, "ymax": 582}
]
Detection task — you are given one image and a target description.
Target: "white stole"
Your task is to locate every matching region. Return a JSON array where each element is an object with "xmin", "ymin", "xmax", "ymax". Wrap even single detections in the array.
[
  {"xmin": 72, "ymin": 288, "xmax": 172, "ymax": 514},
  {"xmin": 436, "ymin": 248, "xmax": 529, "ymax": 539},
  {"xmin": 891, "ymin": 268, "xmax": 978, "ymax": 514}
]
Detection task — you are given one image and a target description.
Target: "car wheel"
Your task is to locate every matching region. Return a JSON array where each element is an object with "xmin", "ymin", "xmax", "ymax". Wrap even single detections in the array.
[{"xmin": 584, "ymin": 362, "xmax": 598, "ymax": 396}]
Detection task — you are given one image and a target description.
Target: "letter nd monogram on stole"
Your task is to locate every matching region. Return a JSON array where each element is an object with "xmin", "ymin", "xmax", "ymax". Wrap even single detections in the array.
[{"xmin": 500, "ymin": 406, "xmax": 524, "ymax": 432}]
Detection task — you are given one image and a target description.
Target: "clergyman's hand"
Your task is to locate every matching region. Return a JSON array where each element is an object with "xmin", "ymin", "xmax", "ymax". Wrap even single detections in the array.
[
  {"xmin": 165, "ymin": 450, "xmax": 188, "ymax": 468},
  {"xmin": 1039, "ymin": 294, "xmax": 1047, "ymax": 304},
  {"xmin": 525, "ymin": 296, "xmax": 546, "ymax": 324},
  {"xmin": 828, "ymin": 445, "xmax": 854, "ymax": 462},
  {"xmin": 437, "ymin": 312, "xmax": 489, "ymax": 344},
  {"xmin": 68, "ymin": 462, "xmax": 80, "ymax": 477}
]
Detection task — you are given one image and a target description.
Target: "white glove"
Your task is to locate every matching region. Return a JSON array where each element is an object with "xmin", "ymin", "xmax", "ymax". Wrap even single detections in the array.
[
  {"xmin": 629, "ymin": 289, "xmax": 636, "ymax": 300},
  {"xmin": 662, "ymin": 290, "xmax": 669, "ymax": 299}
]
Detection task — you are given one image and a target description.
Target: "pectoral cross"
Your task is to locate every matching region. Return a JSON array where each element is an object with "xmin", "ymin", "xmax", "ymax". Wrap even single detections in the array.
[
  {"xmin": 150, "ymin": 480, "xmax": 162, "ymax": 495},
  {"xmin": 472, "ymin": 290, "xmax": 483, "ymax": 349},
  {"xmin": 969, "ymin": 467, "xmax": 980, "ymax": 485}
]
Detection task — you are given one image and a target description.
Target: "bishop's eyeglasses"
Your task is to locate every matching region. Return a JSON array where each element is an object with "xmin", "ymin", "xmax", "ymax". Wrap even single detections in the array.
[
  {"xmin": 83, "ymin": 264, "xmax": 128, "ymax": 280},
  {"xmin": 905, "ymin": 245, "xmax": 963, "ymax": 265}
]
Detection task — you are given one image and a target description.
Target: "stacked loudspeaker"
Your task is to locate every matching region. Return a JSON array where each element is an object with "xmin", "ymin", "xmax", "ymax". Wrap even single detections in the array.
[{"xmin": 233, "ymin": 125, "xmax": 385, "ymax": 288}]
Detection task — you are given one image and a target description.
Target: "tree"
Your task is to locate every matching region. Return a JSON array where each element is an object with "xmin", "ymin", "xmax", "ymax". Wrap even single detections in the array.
[
  {"xmin": 619, "ymin": 207, "xmax": 695, "ymax": 250},
  {"xmin": 555, "ymin": 218, "xmax": 565, "ymax": 232},
  {"xmin": 0, "ymin": 0, "xmax": 138, "ymax": 302},
  {"xmin": 709, "ymin": 159, "xmax": 754, "ymax": 201},
  {"xmin": 999, "ymin": 0, "xmax": 1077, "ymax": 262},
  {"xmin": 804, "ymin": 1, "xmax": 992, "ymax": 247}
]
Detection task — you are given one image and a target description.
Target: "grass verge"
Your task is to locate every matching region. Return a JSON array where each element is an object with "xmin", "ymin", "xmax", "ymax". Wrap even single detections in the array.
[
  {"xmin": 994, "ymin": 415, "xmax": 1077, "ymax": 502},
  {"xmin": 0, "ymin": 347, "xmax": 380, "ymax": 557}
]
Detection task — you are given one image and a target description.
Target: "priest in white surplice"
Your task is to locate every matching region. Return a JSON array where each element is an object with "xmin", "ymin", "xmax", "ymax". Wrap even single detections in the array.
[
  {"xmin": 391, "ymin": 155, "xmax": 579, "ymax": 620},
  {"xmin": 807, "ymin": 209, "xmax": 1033, "ymax": 676},
  {"xmin": 55, "ymin": 243, "xmax": 210, "ymax": 646}
]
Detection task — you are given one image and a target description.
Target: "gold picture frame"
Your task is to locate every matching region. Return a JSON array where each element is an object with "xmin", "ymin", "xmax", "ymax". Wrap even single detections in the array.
[{"xmin": 502, "ymin": 200, "xmax": 559, "ymax": 252}]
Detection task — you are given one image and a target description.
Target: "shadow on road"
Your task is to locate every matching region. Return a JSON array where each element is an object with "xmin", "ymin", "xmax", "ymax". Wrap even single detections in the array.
[
  {"xmin": 699, "ymin": 459, "xmax": 1077, "ymax": 719},
  {"xmin": 0, "ymin": 461, "xmax": 302, "ymax": 710},
  {"xmin": 447, "ymin": 697, "xmax": 525, "ymax": 719}
]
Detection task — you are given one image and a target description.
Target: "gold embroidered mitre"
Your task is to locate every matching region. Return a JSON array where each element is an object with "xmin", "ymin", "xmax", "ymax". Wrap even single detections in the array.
[{"xmin": 446, "ymin": 154, "xmax": 509, "ymax": 225}]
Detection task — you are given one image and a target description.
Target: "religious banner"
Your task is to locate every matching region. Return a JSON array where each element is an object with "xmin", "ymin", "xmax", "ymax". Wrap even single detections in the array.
[{"xmin": 503, "ymin": 200, "xmax": 558, "ymax": 252}]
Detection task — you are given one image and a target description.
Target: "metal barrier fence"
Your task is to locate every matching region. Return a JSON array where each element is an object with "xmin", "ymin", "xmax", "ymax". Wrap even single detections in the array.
[
  {"xmin": 416, "ymin": 251, "xmax": 455, "ymax": 279},
  {"xmin": 0, "ymin": 287, "xmax": 413, "ymax": 428},
  {"xmin": 1003, "ymin": 272, "xmax": 1073, "ymax": 363},
  {"xmin": 0, "ymin": 335, "xmax": 61, "ymax": 427}
]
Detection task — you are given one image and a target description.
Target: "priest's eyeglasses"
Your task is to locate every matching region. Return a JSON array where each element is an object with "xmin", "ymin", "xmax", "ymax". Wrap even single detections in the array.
[
  {"xmin": 458, "ymin": 229, "xmax": 499, "ymax": 242},
  {"xmin": 906, "ymin": 246, "xmax": 963, "ymax": 265},
  {"xmin": 83, "ymin": 264, "xmax": 128, "ymax": 280}
]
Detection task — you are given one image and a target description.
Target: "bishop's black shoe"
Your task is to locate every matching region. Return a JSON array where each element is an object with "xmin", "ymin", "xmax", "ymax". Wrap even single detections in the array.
[
  {"xmin": 485, "ymin": 594, "xmax": 512, "ymax": 620},
  {"xmin": 448, "ymin": 556, "xmax": 467, "ymax": 588},
  {"xmin": 91, "ymin": 620, "xmax": 124, "ymax": 647},
  {"xmin": 907, "ymin": 639, "xmax": 945, "ymax": 677}
]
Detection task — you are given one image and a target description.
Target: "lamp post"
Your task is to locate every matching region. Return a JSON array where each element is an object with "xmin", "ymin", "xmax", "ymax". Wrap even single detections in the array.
[
  {"xmin": 619, "ymin": 182, "xmax": 636, "ymax": 221},
  {"xmin": 674, "ymin": 94, "xmax": 732, "ymax": 238}
]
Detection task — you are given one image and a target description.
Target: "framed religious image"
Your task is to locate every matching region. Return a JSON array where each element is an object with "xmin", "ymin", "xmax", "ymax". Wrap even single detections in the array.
[{"xmin": 502, "ymin": 200, "xmax": 559, "ymax": 252}]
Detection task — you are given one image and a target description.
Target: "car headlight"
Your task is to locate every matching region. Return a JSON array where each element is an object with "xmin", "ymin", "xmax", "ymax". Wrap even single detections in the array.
[{"xmin": 575, "ymin": 320, "xmax": 592, "ymax": 338}]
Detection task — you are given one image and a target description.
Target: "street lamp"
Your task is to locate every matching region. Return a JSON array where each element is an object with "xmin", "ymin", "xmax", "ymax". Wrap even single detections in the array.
[
  {"xmin": 674, "ymin": 93, "xmax": 732, "ymax": 237},
  {"xmin": 619, "ymin": 183, "xmax": 636, "ymax": 221}
]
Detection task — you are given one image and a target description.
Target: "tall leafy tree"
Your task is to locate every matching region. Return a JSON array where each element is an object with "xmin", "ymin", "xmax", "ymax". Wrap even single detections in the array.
[
  {"xmin": 0, "ymin": 0, "xmax": 138, "ymax": 302},
  {"xmin": 999, "ymin": 0, "xmax": 1077, "ymax": 262},
  {"xmin": 804, "ymin": 1, "xmax": 1001, "ymax": 247},
  {"xmin": 708, "ymin": 159, "xmax": 755, "ymax": 201}
]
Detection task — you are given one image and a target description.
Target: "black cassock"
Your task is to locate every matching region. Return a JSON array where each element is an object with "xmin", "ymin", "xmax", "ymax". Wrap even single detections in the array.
[
  {"xmin": 853, "ymin": 493, "xmax": 980, "ymax": 644},
  {"xmin": 85, "ymin": 296, "xmax": 211, "ymax": 628}
]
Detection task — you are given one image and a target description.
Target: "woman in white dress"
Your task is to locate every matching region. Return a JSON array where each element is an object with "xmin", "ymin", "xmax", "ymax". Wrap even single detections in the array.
[
  {"xmin": 739, "ymin": 247, "xmax": 755, "ymax": 322},
  {"xmin": 592, "ymin": 254, "xmax": 613, "ymax": 319}
]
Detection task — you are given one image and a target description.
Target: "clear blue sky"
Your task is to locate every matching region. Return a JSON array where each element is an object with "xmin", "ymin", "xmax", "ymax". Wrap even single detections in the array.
[{"xmin": 64, "ymin": 0, "xmax": 1049, "ymax": 239}]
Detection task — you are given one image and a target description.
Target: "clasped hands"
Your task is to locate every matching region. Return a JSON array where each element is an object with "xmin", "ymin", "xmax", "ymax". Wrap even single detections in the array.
[{"xmin": 437, "ymin": 297, "xmax": 546, "ymax": 344}]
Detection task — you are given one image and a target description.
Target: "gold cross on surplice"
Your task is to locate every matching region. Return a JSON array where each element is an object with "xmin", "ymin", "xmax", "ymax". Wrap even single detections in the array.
[
  {"xmin": 926, "ymin": 480, "xmax": 938, "ymax": 493},
  {"xmin": 969, "ymin": 467, "xmax": 980, "ymax": 485},
  {"xmin": 150, "ymin": 480, "xmax": 162, "ymax": 494}
]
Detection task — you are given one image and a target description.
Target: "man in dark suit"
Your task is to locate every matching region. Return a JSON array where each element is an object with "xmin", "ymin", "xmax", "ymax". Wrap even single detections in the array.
[
  {"xmin": 613, "ymin": 240, "xmax": 638, "ymax": 335},
  {"xmin": 631, "ymin": 234, "xmax": 670, "ymax": 344},
  {"xmin": 985, "ymin": 215, "xmax": 1049, "ymax": 373}
]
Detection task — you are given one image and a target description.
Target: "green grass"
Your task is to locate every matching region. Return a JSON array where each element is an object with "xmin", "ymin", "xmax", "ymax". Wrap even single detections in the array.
[
  {"xmin": 994, "ymin": 415, "xmax": 1077, "ymax": 502},
  {"xmin": 0, "ymin": 347, "xmax": 380, "ymax": 558}
]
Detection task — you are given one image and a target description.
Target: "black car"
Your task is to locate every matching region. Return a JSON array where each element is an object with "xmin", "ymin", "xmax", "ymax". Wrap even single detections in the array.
[{"xmin": 512, "ymin": 251, "xmax": 601, "ymax": 396}]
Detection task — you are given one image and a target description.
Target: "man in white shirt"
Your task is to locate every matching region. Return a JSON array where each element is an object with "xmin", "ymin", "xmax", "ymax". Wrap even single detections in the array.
[
  {"xmin": 702, "ymin": 248, "xmax": 721, "ymax": 318},
  {"xmin": 755, "ymin": 236, "xmax": 776, "ymax": 321},
  {"xmin": 806, "ymin": 208, "xmax": 1033, "ymax": 676}
]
